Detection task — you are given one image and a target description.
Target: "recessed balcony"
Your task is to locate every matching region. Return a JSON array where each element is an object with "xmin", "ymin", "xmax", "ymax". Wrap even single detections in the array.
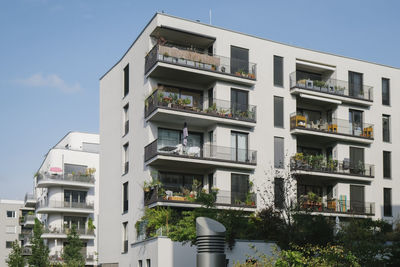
[
  {"xmin": 145, "ymin": 87, "xmax": 256, "ymax": 128},
  {"xmin": 145, "ymin": 44, "xmax": 257, "ymax": 86},
  {"xmin": 36, "ymin": 173, "xmax": 95, "ymax": 189},
  {"xmin": 290, "ymin": 113, "xmax": 374, "ymax": 144},
  {"xmin": 290, "ymin": 155, "xmax": 374, "ymax": 182},
  {"xmin": 36, "ymin": 200, "xmax": 94, "ymax": 214},
  {"xmin": 144, "ymin": 186, "xmax": 256, "ymax": 211},
  {"xmin": 290, "ymin": 71, "xmax": 373, "ymax": 106},
  {"xmin": 144, "ymin": 138, "xmax": 257, "ymax": 171},
  {"xmin": 42, "ymin": 227, "xmax": 95, "ymax": 240}
]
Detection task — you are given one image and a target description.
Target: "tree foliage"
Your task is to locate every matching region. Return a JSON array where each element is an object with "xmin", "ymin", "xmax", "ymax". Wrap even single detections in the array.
[
  {"xmin": 29, "ymin": 218, "xmax": 50, "ymax": 267},
  {"xmin": 62, "ymin": 225, "xmax": 85, "ymax": 266},
  {"xmin": 6, "ymin": 240, "xmax": 25, "ymax": 267}
]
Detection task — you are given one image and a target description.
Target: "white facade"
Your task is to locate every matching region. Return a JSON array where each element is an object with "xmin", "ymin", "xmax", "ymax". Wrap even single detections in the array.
[
  {"xmin": 0, "ymin": 199, "xmax": 23, "ymax": 267},
  {"xmin": 99, "ymin": 13, "xmax": 400, "ymax": 266},
  {"xmin": 34, "ymin": 132, "xmax": 100, "ymax": 266}
]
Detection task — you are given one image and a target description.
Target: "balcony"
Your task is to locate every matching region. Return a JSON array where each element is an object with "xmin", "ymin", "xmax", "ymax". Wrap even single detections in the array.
[
  {"xmin": 36, "ymin": 200, "xmax": 94, "ymax": 214},
  {"xmin": 296, "ymin": 198, "xmax": 375, "ymax": 217},
  {"xmin": 42, "ymin": 227, "xmax": 95, "ymax": 239},
  {"xmin": 24, "ymin": 193, "xmax": 36, "ymax": 207},
  {"xmin": 145, "ymin": 88, "xmax": 256, "ymax": 128},
  {"xmin": 23, "ymin": 214, "xmax": 36, "ymax": 227},
  {"xmin": 290, "ymin": 71, "xmax": 373, "ymax": 106},
  {"xmin": 144, "ymin": 139, "xmax": 257, "ymax": 171},
  {"xmin": 22, "ymin": 247, "xmax": 32, "ymax": 256},
  {"xmin": 145, "ymin": 44, "xmax": 257, "ymax": 86},
  {"xmin": 144, "ymin": 186, "xmax": 256, "ymax": 211},
  {"xmin": 36, "ymin": 173, "xmax": 95, "ymax": 189},
  {"xmin": 290, "ymin": 113, "xmax": 374, "ymax": 144},
  {"xmin": 291, "ymin": 155, "xmax": 374, "ymax": 181}
]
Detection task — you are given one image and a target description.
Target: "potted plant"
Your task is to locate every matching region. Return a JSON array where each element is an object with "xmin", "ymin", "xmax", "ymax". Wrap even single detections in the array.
[{"xmin": 88, "ymin": 217, "xmax": 96, "ymax": 233}]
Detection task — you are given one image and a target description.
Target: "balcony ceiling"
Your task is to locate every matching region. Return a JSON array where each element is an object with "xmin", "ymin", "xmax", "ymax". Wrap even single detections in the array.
[{"xmin": 151, "ymin": 26, "xmax": 215, "ymax": 49}]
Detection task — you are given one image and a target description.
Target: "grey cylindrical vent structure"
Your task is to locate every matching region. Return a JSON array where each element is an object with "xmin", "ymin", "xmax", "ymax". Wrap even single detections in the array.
[{"xmin": 196, "ymin": 217, "xmax": 226, "ymax": 267}]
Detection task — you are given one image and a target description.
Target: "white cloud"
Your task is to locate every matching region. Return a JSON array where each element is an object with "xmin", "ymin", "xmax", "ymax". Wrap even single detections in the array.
[{"xmin": 17, "ymin": 73, "xmax": 82, "ymax": 93}]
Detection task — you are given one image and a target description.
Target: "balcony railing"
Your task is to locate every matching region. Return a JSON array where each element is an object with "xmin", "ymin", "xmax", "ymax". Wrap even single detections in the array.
[
  {"xmin": 296, "ymin": 199, "xmax": 375, "ymax": 215},
  {"xmin": 36, "ymin": 200, "xmax": 94, "ymax": 210},
  {"xmin": 37, "ymin": 173, "xmax": 95, "ymax": 184},
  {"xmin": 290, "ymin": 71, "xmax": 373, "ymax": 101},
  {"xmin": 22, "ymin": 247, "xmax": 32, "ymax": 256},
  {"xmin": 43, "ymin": 227, "xmax": 95, "ymax": 236},
  {"xmin": 23, "ymin": 214, "xmax": 36, "ymax": 224},
  {"xmin": 290, "ymin": 113, "xmax": 374, "ymax": 140},
  {"xmin": 145, "ymin": 88, "xmax": 257, "ymax": 122},
  {"xmin": 144, "ymin": 186, "xmax": 257, "ymax": 208},
  {"xmin": 291, "ymin": 156, "xmax": 375, "ymax": 178},
  {"xmin": 145, "ymin": 44, "xmax": 257, "ymax": 80},
  {"xmin": 144, "ymin": 138, "xmax": 257, "ymax": 165}
]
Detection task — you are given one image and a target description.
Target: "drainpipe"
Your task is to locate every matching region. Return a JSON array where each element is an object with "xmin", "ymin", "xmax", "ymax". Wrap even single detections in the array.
[{"xmin": 196, "ymin": 217, "xmax": 226, "ymax": 267}]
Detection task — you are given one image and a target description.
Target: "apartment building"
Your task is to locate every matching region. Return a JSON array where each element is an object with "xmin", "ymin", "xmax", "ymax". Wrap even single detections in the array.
[
  {"xmin": 0, "ymin": 199, "xmax": 23, "ymax": 266},
  {"xmin": 34, "ymin": 132, "xmax": 100, "ymax": 266},
  {"xmin": 18, "ymin": 193, "xmax": 36, "ymax": 258},
  {"xmin": 99, "ymin": 13, "xmax": 399, "ymax": 266}
]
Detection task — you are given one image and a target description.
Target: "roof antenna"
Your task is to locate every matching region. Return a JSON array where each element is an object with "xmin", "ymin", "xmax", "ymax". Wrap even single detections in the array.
[{"xmin": 209, "ymin": 9, "xmax": 212, "ymax": 25}]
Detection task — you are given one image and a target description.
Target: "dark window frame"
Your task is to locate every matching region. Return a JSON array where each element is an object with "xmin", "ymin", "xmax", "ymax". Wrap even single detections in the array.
[
  {"xmin": 384, "ymin": 188, "xmax": 392, "ymax": 217},
  {"xmin": 382, "ymin": 114, "xmax": 391, "ymax": 142},
  {"xmin": 383, "ymin": 151, "xmax": 391, "ymax": 179},
  {"xmin": 123, "ymin": 64, "xmax": 129, "ymax": 97},
  {"xmin": 123, "ymin": 182, "xmax": 129, "ymax": 213},
  {"xmin": 274, "ymin": 136, "xmax": 284, "ymax": 169},
  {"xmin": 382, "ymin": 78, "xmax": 390, "ymax": 106},
  {"xmin": 274, "ymin": 55, "xmax": 284, "ymax": 87},
  {"xmin": 274, "ymin": 96, "xmax": 284, "ymax": 128}
]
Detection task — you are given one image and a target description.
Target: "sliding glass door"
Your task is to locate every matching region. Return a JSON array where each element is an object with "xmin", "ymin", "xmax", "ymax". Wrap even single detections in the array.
[
  {"xmin": 349, "ymin": 109, "xmax": 363, "ymax": 136},
  {"xmin": 231, "ymin": 132, "xmax": 248, "ymax": 162},
  {"xmin": 349, "ymin": 71, "xmax": 363, "ymax": 98}
]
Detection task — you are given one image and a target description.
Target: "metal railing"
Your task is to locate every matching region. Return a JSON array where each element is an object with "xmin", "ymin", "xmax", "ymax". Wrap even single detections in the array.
[
  {"xmin": 145, "ymin": 44, "xmax": 257, "ymax": 80},
  {"xmin": 296, "ymin": 199, "xmax": 375, "ymax": 215},
  {"xmin": 23, "ymin": 214, "xmax": 36, "ymax": 225},
  {"xmin": 144, "ymin": 138, "xmax": 257, "ymax": 165},
  {"xmin": 145, "ymin": 88, "xmax": 257, "ymax": 122},
  {"xmin": 22, "ymin": 247, "xmax": 32, "ymax": 256},
  {"xmin": 144, "ymin": 187, "xmax": 256, "ymax": 208},
  {"xmin": 290, "ymin": 112, "xmax": 374, "ymax": 139},
  {"xmin": 291, "ymin": 156, "xmax": 374, "ymax": 177},
  {"xmin": 36, "ymin": 200, "xmax": 94, "ymax": 210},
  {"xmin": 37, "ymin": 173, "xmax": 95, "ymax": 184},
  {"xmin": 43, "ymin": 227, "xmax": 94, "ymax": 236},
  {"xmin": 290, "ymin": 71, "xmax": 373, "ymax": 101}
]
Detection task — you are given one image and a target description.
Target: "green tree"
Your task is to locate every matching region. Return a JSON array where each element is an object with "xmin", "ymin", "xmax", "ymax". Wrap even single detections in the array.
[
  {"xmin": 6, "ymin": 240, "xmax": 25, "ymax": 267},
  {"xmin": 29, "ymin": 218, "xmax": 50, "ymax": 267},
  {"xmin": 62, "ymin": 225, "xmax": 85, "ymax": 266}
]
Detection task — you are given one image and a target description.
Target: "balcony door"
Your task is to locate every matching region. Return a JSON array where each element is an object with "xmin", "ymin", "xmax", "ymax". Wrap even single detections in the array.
[
  {"xmin": 231, "ymin": 89, "xmax": 248, "ymax": 115},
  {"xmin": 231, "ymin": 132, "xmax": 248, "ymax": 162},
  {"xmin": 231, "ymin": 173, "xmax": 249, "ymax": 204},
  {"xmin": 349, "ymin": 71, "xmax": 363, "ymax": 98},
  {"xmin": 349, "ymin": 109, "xmax": 363, "ymax": 136},
  {"xmin": 230, "ymin": 46, "xmax": 249, "ymax": 74},
  {"xmin": 350, "ymin": 185, "xmax": 365, "ymax": 213},
  {"xmin": 63, "ymin": 216, "xmax": 86, "ymax": 231},
  {"xmin": 64, "ymin": 190, "xmax": 87, "ymax": 205},
  {"xmin": 349, "ymin": 147, "xmax": 364, "ymax": 175},
  {"xmin": 158, "ymin": 128, "xmax": 203, "ymax": 151}
]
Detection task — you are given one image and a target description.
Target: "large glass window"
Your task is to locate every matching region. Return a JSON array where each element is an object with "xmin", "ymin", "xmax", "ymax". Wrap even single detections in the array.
[
  {"xmin": 230, "ymin": 46, "xmax": 249, "ymax": 74},
  {"xmin": 63, "ymin": 216, "xmax": 86, "ymax": 230},
  {"xmin": 349, "ymin": 109, "xmax": 363, "ymax": 136},
  {"xmin": 64, "ymin": 163, "xmax": 87, "ymax": 175},
  {"xmin": 274, "ymin": 96, "xmax": 284, "ymax": 128},
  {"xmin": 123, "ymin": 64, "xmax": 129, "ymax": 97},
  {"xmin": 160, "ymin": 85, "xmax": 203, "ymax": 108},
  {"xmin": 349, "ymin": 71, "xmax": 363, "ymax": 98},
  {"xmin": 231, "ymin": 173, "xmax": 249, "ymax": 204},
  {"xmin": 123, "ymin": 182, "xmax": 128, "ymax": 213},
  {"xmin": 383, "ymin": 151, "xmax": 391, "ymax": 179},
  {"xmin": 158, "ymin": 128, "xmax": 203, "ymax": 150},
  {"xmin": 274, "ymin": 137, "xmax": 284, "ymax": 168},
  {"xmin": 349, "ymin": 147, "xmax": 364, "ymax": 175},
  {"xmin": 382, "ymin": 115, "xmax": 390, "ymax": 142},
  {"xmin": 231, "ymin": 132, "xmax": 248, "ymax": 162},
  {"xmin": 274, "ymin": 178, "xmax": 284, "ymax": 209},
  {"xmin": 274, "ymin": 55, "xmax": 284, "ymax": 87},
  {"xmin": 384, "ymin": 188, "xmax": 392, "ymax": 217},
  {"xmin": 159, "ymin": 172, "xmax": 203, "ymax": 193},
  {"xmin": 64, "ymin": 190, "xmax": 87, "ymax": 203},
  {"xmin": 231, "ymin": 88, "xmax": 248, "ymax": 114},
  {"xmin": 382, "ymin": 78, "xmax": 390, "ymax": 106}
]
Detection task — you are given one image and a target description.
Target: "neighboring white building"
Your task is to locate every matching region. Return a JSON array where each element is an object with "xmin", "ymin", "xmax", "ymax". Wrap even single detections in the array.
[
  {"xmin": 0, "ymin": 199, "xmax": 23, "ymax": 267},
  {"xmin": 99, "ymin": 13, "xmax": 400, "ymax": 266},
  {"xmin": 34, "ymin": 132, "xmax": 100, "ymax": 266}
]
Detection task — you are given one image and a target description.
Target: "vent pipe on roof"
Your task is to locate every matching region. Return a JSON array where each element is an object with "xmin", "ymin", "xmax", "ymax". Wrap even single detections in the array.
[{"xmin": 196, "ymin": 217, "xmax": 226, "ymax": 267}]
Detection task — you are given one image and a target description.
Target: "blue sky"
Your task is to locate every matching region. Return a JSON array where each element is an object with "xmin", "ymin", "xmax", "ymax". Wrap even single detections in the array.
[{"xmin": 0, "ymin": 0, "xmax": 399, "ymax": 200}]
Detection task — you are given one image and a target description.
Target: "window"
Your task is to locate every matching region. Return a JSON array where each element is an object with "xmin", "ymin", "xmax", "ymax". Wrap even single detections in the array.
[
  {"xmin": 231, "ymin": 88, "xmax": 249, "ymax": 115},
  {"xmin": 274, "ymin": 178, "xmax": 284, "ymax": 209},
  {"xmin": 231, "ymin": 173, "xmax": 249, "ymax": 204},
  {"xmin": 6, "ymin": 226, "xmax": 16, "ymax": 234},
  {"xmin": 6, "ymin": 241, "xmax": 13, "ymax": 249},
  {"xmin": 146, "ymin": 259, "xmax": 151, "ymax": 267},
  {"xmin": 384, "ymin": 188, "xmax": 392, "ymax": 217},
  {"xmin": 274, "ymin": 96, "xmax": 284, "ymax": 128},
  {"xmin": 123, "ymin": 64, "xmax": 129, "ymax": 97},
  {"xmin": 159, "ymin": 172, "xmax": 203, "ymax": 193},
  {"xmin": 349, "ymin": 147, "xmax": 364, "ymax": 175},
  {"xmin": 382, "ymin": 115, "xmax": 390, "ymax": 142},
  {"xmin": 123, "ymin": 143, "xmax": 129, "ymax": 174},
  {"xmin": 123, "ymin": 182, "xmax": 128, "ymax": 213},
  {"xmin": 349, "ymin": 71, "xmax": 363, "ymax": 98},
  {"xmin": 383, "ymin": 151, "xmax": 391, "ymax": 179},
  {"xmin": 158, "ymin": 128, "xmax": 203, "ymax": 151},
  {"xmin": 64, "ymin": 216, "xmax": 86, "ymax": 230},
  {"xmin": 382, "ymin": 78, "xmax": 390, "ymax": 105},
  {"xmin": 231, "ymin": 132, "xmax": 248, "ymax": 162},
  {"xmin": 230, "ymin": 46, "xmax": 249, "ymax": 74},
  {"xmin": 208, "ymin": 173, "xmax": 214, "ymax": 193},
  {"xmin": 123, "ymin": 104, "xmax": 129, "ymax": 135},
  {"xmin": 64, "ymin": 163, "xmax": 87, "ymax": 175},
  {"xmin": 349, "ymin": 109, "xmax": 363, "ymax": 136},
  {"xmin": 273, "ymin": 56, "xmax": 283, "ymax": 87},
  {"xmin": 274, "ymin": 137, "xmax": 284, "ymax": 168},
  {"xmin": 138, "ymin": 260, "xmax": 143, "ymax": 267},
  {"xmin": 64, "ymin": 190, "xmax": 87, "ymax": 203},
  {"xmin": 122, "ymin": 222, "xmax": 128, "ymax": 253},
  {"xmin": 6, "ymin": 211, "xmax": 16, "ymax": 218}
]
